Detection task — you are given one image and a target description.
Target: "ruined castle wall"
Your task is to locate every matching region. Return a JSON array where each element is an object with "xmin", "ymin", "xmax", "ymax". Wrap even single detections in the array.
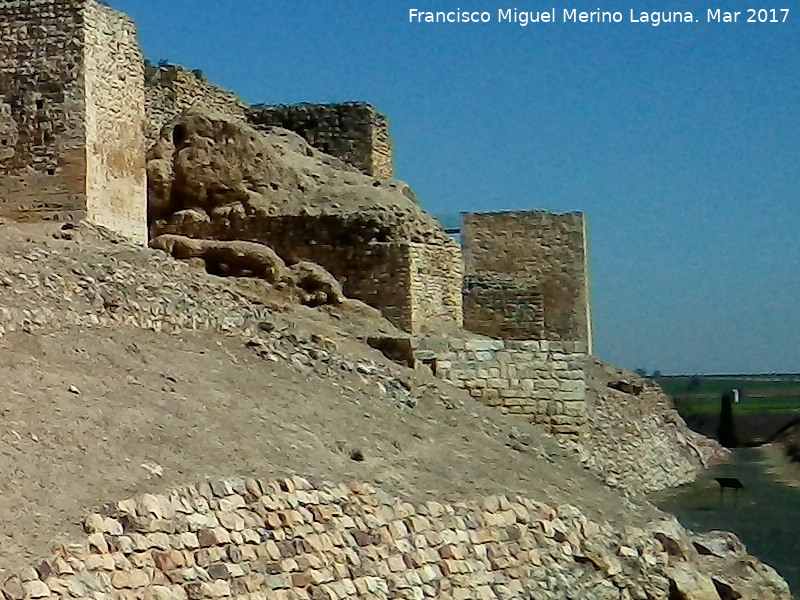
[
  {"xmin": 247, "ymin": 103, "xmax": 394, "ymax": 179},
  {"xmin": 408, "ymin": 242, "xmax": 463, "ymax": 333},
  {"xmin": 145, "ymin": 66, "xmax": 247, "ymax": 145},
  {"xmin": 165, "ymin": 215, "xmax": 461, "ymax": 334},
  {"xmin": 416, "ymin": 337, "xmax": 588, "ymax": 435},
  {"xmin": 462, "ymin": 212, "xmax": 592, "ymax": 351},
  {"xmin": 0, "ymin": 0, "xmax": 87, "ymax": 222},
  {"xmin": 286, "ymin": 242, "xmax": 414, "ymax": 333},
  {"xmin": 84, "ymin": 1, "xmax": 147, "ymax": 244}
]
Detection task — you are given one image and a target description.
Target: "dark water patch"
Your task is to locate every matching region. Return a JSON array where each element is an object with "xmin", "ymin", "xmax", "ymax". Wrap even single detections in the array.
[{"xmin": 652, "ymin": 447, "xmax": 800, "ymax": 594}]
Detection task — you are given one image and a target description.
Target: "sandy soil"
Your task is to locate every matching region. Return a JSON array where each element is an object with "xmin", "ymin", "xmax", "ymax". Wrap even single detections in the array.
[{"xmin": 0, "ymin": 321, "xmax": 658, "ymax": 577}]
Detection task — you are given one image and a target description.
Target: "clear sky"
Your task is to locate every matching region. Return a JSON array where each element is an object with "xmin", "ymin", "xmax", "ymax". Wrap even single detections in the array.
[{"xmin": 112, "ymin": 0, "xmax": 800, "ymax": 375}]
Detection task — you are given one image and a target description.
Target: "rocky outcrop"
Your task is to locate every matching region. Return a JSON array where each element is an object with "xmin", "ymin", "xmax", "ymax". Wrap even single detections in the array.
[
  {"xmin": 287, "ymin": 261, "xmax": 345, "ymax": 307},
  {"xmin": 149, "ymin": 234, "xmax": 344, "ymax": 307},
  {"xmin": 146, "ymin": 111, "xmax": 450, "ymax": 246},
  {"xmin": 3, "ymin": 476, "xmax": 790, "ymax": 600},
  {"xmin": 150, "ymin": 235, "xmax": 287, "ymax": 283},
  {"xmin": 568, "ymin": 359, "xmax": 730, "ymax": 495}
]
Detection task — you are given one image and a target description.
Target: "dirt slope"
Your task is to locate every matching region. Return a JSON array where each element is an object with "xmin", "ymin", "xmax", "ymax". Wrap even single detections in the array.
[{"xmin": 0, "ymin": 221, "xmax": 656, "ymax": 578}]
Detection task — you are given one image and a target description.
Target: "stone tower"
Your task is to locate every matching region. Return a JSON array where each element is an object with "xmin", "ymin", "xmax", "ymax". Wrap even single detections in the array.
[
  {"xmin": 462, "ymin": 211, "xmax": 594, "ymax": 352},
  {"xmin": 0, "ymin": 0, "xmax": 147, "ymax": 244}
]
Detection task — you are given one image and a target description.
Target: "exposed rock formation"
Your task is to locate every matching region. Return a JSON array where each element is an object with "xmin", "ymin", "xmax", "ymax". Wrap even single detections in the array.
[
  {"xmin": 147, "ymin": 111, "xmax": 449, "ymax": 245},
  {"xmin": 288, "ymin": 260, "xmax": 345, "ymax": 307},
  {"xmin": 151, "ymin": 235, "xmax": 287, "ymax": 282},
  {"xmin": 150, "ymin": 234, "xmax": 344, "ymax": 307}
]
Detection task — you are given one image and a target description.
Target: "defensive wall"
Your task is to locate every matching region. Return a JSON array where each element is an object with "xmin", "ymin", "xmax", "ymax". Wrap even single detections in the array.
[
  {"xmin": 248, "ymin": 103, "xmax": 394, "ymax": 180},
  {"xmin": 415, "ymin": 338, "xmax": 588, "ymax": 435},
  {"xmin": 157, "ymin": 213, "xmax": 464, "ymax": 335},
  {"xmin": 461, "ymin": 211, "xmax": 593, "ymax": 353},
  {"xmin": 0, "ymin": 0, "xmax": 147, "ymax": 244}
]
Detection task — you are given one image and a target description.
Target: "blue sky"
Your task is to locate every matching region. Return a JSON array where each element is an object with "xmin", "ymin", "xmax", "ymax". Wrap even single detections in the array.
[{"xmin": 114, "ymin": 1, "xmax": 800, "ymax": 374}]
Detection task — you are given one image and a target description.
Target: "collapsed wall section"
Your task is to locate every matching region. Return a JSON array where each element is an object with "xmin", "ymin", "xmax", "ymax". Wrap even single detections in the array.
[
  {"xmin": 462, "ymin": 211, "xmax": 593, "ymax": 351},
  {"xmin": 0, "ymin": 0, "xmax": 87, "ymax": 221},
  {"xmin": 83, "ymin": 0, "xmax": 147, "ymax": 244},
  {"xmin": 416, "ymin": 337, "xmax": 588, "ymax": 435},
  {"xmin": 248, "ymin": 103, "xmax": 394, "ymax": 179}
]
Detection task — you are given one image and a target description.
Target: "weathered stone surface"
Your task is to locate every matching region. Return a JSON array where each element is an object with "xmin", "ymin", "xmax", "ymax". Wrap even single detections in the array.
[
  {"xmin": 462, "ymin": 211, "xmax": 591, "ymax": 350},
  {"xmin": 287, "ymin": 261, "xmax": 345, "ymax": 307},
  {"xmin": 2, "ymin": 477, "xmax": 791, "ymax": 600},
  {"xmin": 248, "ymin": 103, "xmax": 393, "ymax": 180}
]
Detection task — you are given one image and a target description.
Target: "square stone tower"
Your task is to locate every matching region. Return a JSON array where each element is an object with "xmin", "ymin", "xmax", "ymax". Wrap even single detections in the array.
[
  {"xmin": 462, "ymin": 211, "xmax": 593, "ymax": 352},
  {"xmin": 0, "ymin": 0, "xmax": 147, "ymax": 244}
]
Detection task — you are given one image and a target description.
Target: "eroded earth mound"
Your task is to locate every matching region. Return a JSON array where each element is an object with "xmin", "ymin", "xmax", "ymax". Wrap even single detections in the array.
[{"xmin": 147, "ymin": 111, "xmax": 449, "ymax": 245}]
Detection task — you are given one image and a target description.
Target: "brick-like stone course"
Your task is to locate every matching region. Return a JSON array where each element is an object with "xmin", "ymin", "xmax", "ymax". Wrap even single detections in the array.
[
  {"xmin": 248, "ymin": 103, "xmax": 393, "ymax": 179},
  {"xmin": 416, "ymin": 337, "xmax": 588, "ymax": 435},
  {"xmin": 2, "ymin": 476, "xmax": 789, "ymax": 600},
  {"xmin": 462, "ymin": 211, "xmax": 592, "ymax": 352},
  {"xmin": 0, "ymin": 0, "xmax": 146, "ymax": 244}
]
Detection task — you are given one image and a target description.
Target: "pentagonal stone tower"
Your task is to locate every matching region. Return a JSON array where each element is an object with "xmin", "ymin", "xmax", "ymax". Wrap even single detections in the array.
[{"xmin": 0, "ymin": 0, "xmax": 146, "ymax": 244}]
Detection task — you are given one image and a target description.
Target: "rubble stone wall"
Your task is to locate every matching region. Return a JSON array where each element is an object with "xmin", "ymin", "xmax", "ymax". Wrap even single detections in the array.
[
  {"xmin": 84, "ymin": 0, "xmax": 147, "ymax": 245},
  {"xmin": 462, "ymin": 212, "xmax": 592, "ymax": 351},
  {"xmin": 0, "ymin": 0, "xmax": 87, "ymax": 222},
  {"xmin": 144, "ymin": 66, "xmax": 247, "ymax": 145},
  {"xmin": 247, "ymin": 103, "xmax": 394, "ymax": 179},
  {"xmin": 6, "ymin": 475, "xmax": 786, "ymax": 600},
  {"xmin": 416, "ymin": 337, "xmax": 588, "ymax": 435}
]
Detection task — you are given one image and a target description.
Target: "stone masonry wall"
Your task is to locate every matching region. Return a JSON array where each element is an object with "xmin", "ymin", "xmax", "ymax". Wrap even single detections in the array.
[
  {"xmin": 416, "ymin": 338, "xmax": 588, "ymax": 435},
  {"xmin": 463, "ymin": 276, "xmax": 545, "ymax": 340},
  {"xmin": 0, "ymin": 0, "xmax": 147, "ymax": 243},
  {"xmin": 3, "ymin": 475, "xmax": 789, "ymax": 600},
  {"xmin": 144, "ymin": 66, "xmax": 247, "ymax": 145},
  {"xmin": 462, "ymin": 212, "xmax": 592, "ymax": 352},
  {"xmin": 408, "ymin": 242, "xmax": 463, "ymax": 333},
  {"xmin": 173, "ymin": 214, "xmax": 462, "ymax": 335},
  {"xmin": 247, "ymin": 103, "xmax": 394, "ymax": 180},
  {"xmin": 0, "ymin": 0, "xmax": 87, "ymax": 222},
  {"xmin": 83, "ymin": 0, "xmax": 147, "ymax": 245}
]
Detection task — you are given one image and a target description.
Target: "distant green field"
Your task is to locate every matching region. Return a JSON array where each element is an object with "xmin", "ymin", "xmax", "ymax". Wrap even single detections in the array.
[{"xmin": 656, "ymin": 376, "xmax": 800, "ymax": 415}]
